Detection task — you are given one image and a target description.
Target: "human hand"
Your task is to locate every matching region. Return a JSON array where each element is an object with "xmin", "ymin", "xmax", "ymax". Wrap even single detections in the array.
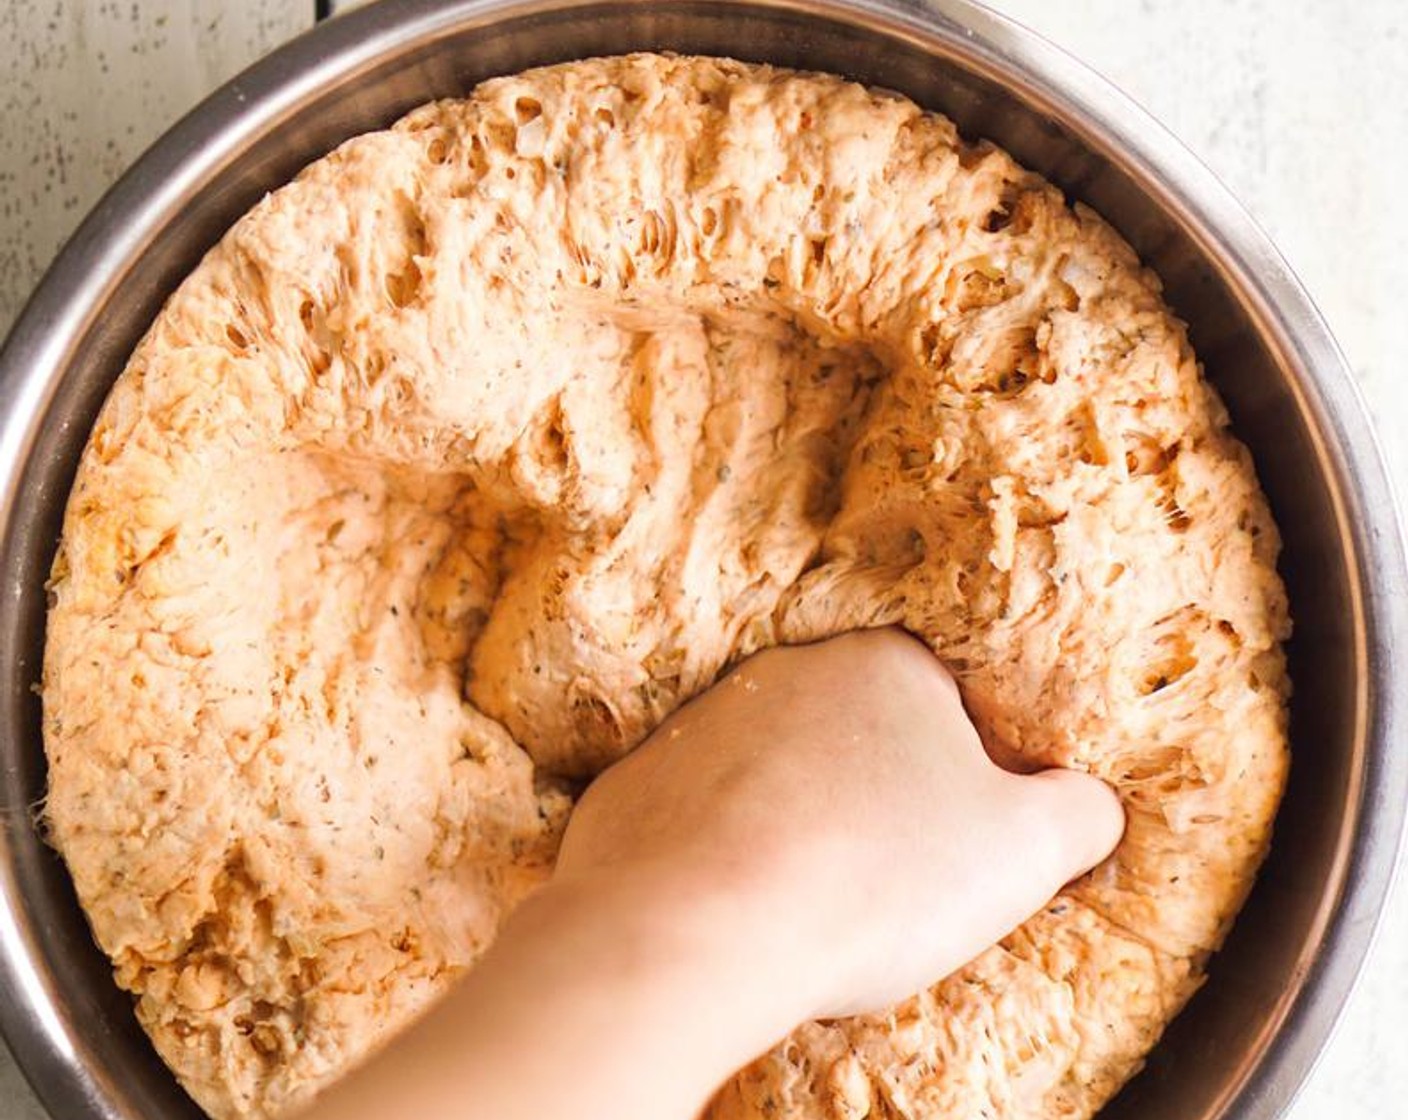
[
  {"xmin": 298, "ymin": 629, "xmax": 1123, "ymax": 1120},
  {"xmin": 556, "ymin": 627, "xmax": 1125, "ymax": 1022}
]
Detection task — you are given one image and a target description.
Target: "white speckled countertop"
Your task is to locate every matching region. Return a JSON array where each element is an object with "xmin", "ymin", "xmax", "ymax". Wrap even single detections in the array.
[{"xmin": 2, "ymin": 1, "xmax": 1403, "ymax": 1117}]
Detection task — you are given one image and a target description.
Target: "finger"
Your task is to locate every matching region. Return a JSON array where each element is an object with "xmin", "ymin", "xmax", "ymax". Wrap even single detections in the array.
[{"xmin": 1024, "ymin": 768, "xmax": 1126, "ymax": 882}]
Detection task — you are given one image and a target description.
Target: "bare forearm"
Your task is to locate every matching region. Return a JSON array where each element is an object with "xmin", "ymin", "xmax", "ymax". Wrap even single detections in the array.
[{"xmin": 299, "ymin": 871, "xmax": 804, "ymax": 1120}]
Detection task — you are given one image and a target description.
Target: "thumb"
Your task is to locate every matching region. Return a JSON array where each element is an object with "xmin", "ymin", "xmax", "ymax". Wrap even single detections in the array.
[{"xmin": 1023, "ymin": 768, "xmax": 1125, "ymax": 884}]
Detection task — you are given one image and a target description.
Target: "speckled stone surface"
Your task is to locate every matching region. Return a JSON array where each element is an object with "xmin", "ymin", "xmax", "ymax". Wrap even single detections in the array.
[
  {"xmin": 0, "ymin": 1, "xmax": 311, "ymax": 332},
  {"xmin": 1, "ymin": 2, "xmax": 1403, "ymax": 1117}
]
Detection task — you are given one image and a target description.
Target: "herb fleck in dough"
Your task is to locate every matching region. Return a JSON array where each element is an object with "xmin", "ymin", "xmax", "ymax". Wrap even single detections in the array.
[{"xmin": 44, "ymin": 53, "xmax": 1290, "ymax": 1120}]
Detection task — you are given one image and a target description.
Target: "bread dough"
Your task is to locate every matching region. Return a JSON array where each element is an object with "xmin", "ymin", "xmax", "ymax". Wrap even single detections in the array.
[{"xmin": 42, "ymin": 54, "xmax": 1290, "ymax": 1120}]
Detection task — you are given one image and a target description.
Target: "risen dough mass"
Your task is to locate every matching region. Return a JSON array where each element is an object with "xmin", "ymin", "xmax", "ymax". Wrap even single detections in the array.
[{"xmin": 43, "ymin": 54, "xmax": 1289, "ymax": 1120}]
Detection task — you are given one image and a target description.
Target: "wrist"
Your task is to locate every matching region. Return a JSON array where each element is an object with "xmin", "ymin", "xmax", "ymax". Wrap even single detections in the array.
[{"xmin": 527, "ymin": 861, "xmax": 822, "ymax": 1070}]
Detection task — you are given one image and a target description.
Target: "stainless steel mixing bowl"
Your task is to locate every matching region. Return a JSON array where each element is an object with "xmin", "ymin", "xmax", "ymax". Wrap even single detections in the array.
[{"xmin": 1, "ymin": 1, "xmax": 1404, "ymax": 1117}]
